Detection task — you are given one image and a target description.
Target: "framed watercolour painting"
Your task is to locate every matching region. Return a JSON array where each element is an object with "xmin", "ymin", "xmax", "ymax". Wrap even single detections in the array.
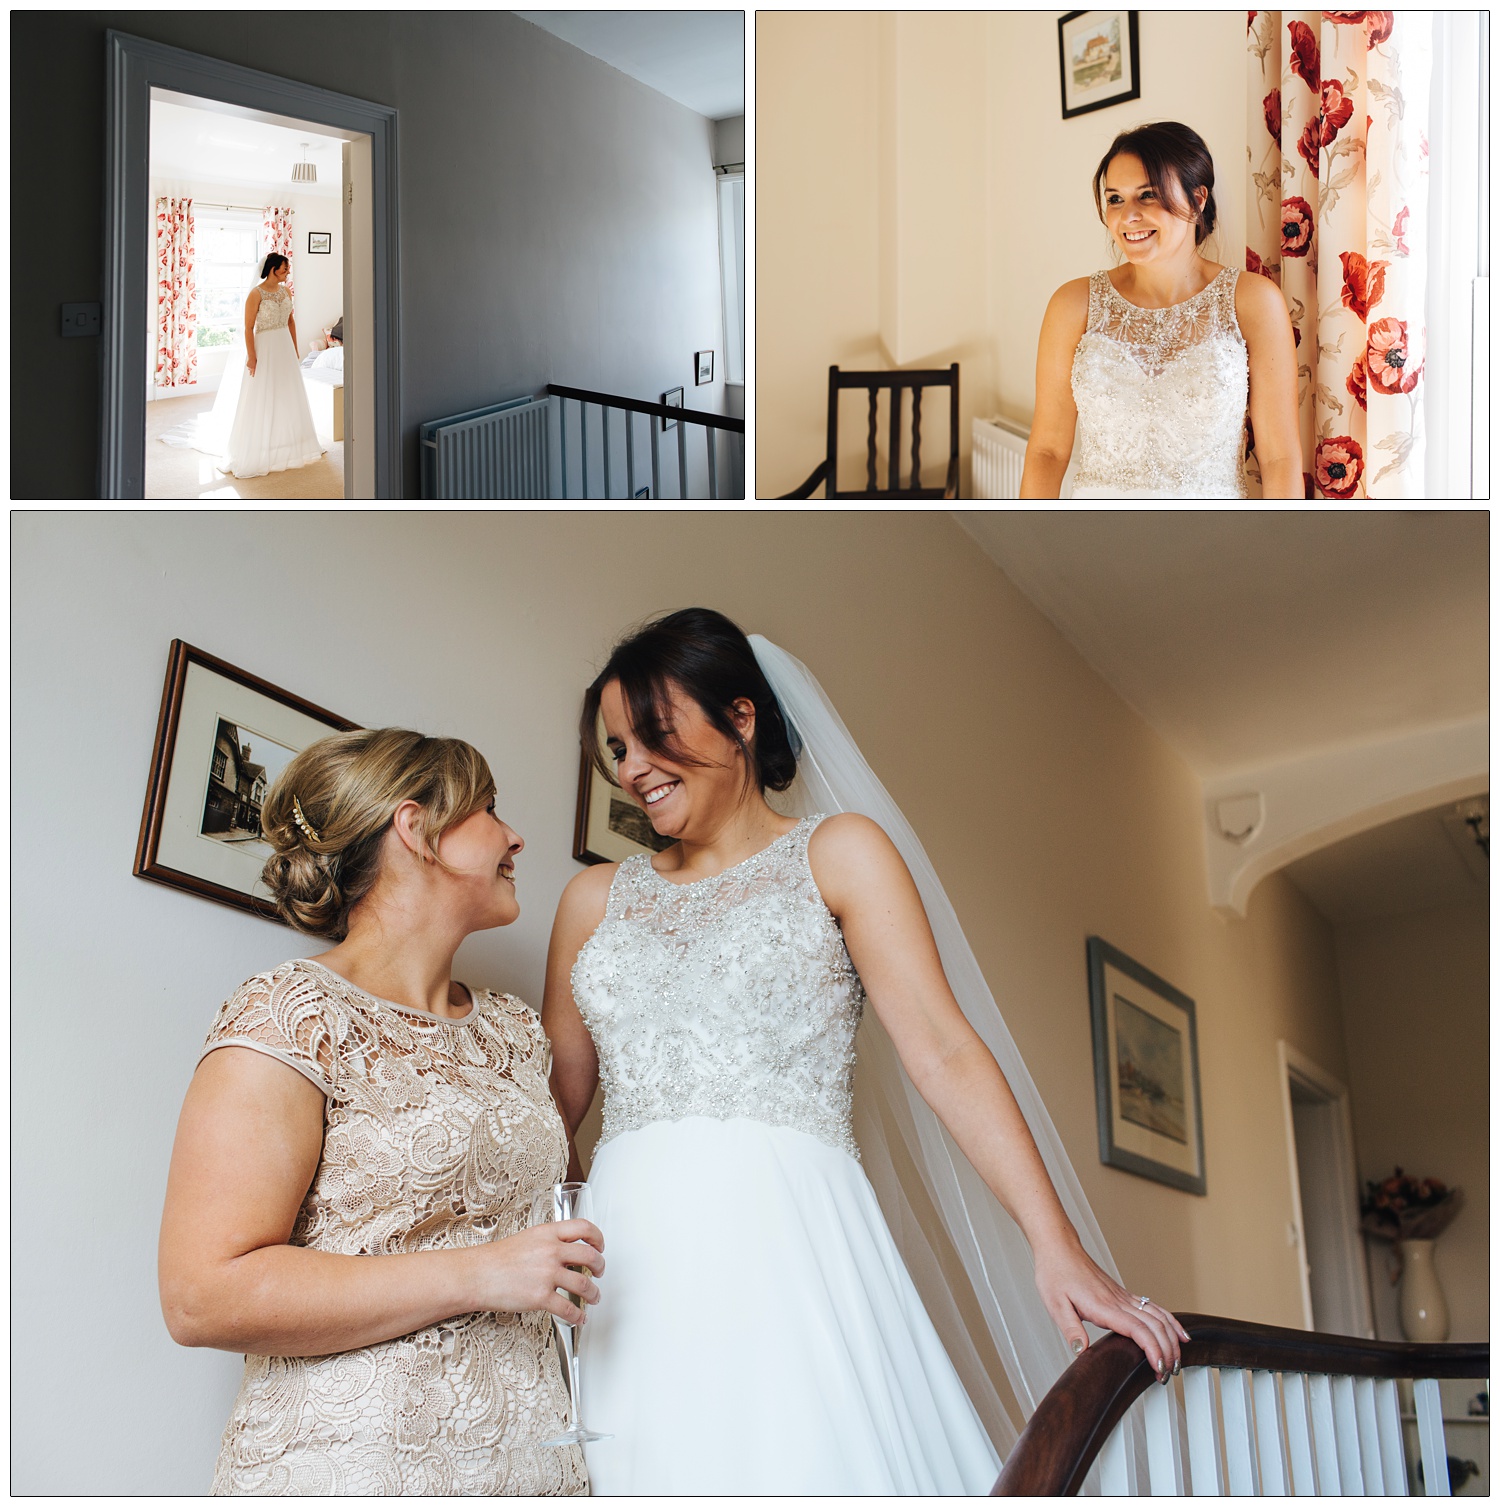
[
  {"xmin": 134, "ymin": 640, "xmax": 358, "ymax": 922},
  {"xmin": 573, "ymin": 744, "xmax": 674, "ymax": 865},
  {"xmin": 1087, "ymin": 936, "xmax": 1206, "ymax": 1194},
  {"xmin": 307, "ymin": 231, "xmax": 331, "ymax": 254},
  {"xmin": 1058, "ymin": 11, "xmax": 1140, "ymax": 120}
]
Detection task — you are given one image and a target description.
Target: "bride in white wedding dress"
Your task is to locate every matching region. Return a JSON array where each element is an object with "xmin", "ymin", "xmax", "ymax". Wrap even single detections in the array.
[
  {"xmin": 160, "ymin": 253, "xmax": 324, "ymax": 480},
  {"xmin": 541, "ymin": 608, "xmax": 1187, "ymax": 1494},
  {"xmin": 1022, "ymin": 121, "xmax": 1300, "ymax": 499}
]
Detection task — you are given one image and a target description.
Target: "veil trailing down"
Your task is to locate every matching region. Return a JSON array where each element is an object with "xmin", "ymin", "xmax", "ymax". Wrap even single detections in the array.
[{"xmin": 750, "ymin": 635, "xmax": 1136, "ymax": 1474}]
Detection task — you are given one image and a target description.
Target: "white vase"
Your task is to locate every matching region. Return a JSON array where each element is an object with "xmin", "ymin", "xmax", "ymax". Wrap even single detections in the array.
[{"xmin": 1399, "ymin": 1239, "xmax": 1450, "ymax": 1342}]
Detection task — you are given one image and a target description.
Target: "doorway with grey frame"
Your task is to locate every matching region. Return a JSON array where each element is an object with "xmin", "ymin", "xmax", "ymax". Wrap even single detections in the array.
[{"xmin": 103, "ymin": 30, "xmax": 401, "ymax": 498}]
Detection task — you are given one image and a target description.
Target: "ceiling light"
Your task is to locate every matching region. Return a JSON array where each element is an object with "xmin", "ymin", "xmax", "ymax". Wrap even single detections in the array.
[{"xmin": 292, "ymin": 142, "xmax": 317, "ymax": 184}]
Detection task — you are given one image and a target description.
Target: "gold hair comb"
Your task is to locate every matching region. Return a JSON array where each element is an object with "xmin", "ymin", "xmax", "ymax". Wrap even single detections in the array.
[{"xmin": 291, "ymin": 796, "xmax": 322, "ymax": 844}]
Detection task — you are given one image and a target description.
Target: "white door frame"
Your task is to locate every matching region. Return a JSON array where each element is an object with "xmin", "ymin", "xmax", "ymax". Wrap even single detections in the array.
[
  {"xmin": 103, "ymin": 30, "xmax": 401, "ymax": 497},
  {"xmin": 1277, "ymin": 1040, "xmax": 1375, "ymax": 1337}
]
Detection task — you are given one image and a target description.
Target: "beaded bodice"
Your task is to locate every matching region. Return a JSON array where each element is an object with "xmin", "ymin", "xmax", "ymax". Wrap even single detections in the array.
[
  {"xmin": 253, "ymin": 283, "xmax": 292, "ymax": 333},
  {"xmin": 572, "ymin": 815, "xmax": 864, "ymax": 1161},
  {"xmin": 1070, "ymin": 267, "xmax": 1248, "ymax": 497}
]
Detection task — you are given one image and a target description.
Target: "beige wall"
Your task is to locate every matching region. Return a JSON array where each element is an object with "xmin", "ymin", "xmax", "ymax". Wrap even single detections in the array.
[
  {"xmin": 1335, "ymin": 900, "xmax": 1489, "ymax": 1342},
  {"xmin": 15, "ymin": 510, "xmax": 1343, "ymax": 1489},
  {"xmin": 757, "ymin": 10, "xmax": 1247, "ymax": 496}
]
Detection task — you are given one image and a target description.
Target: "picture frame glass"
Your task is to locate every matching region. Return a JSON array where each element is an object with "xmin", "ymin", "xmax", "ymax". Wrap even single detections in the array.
[{"xmin": 1060, "ymin": 11, "xmax": 1137, "ymax": 116}]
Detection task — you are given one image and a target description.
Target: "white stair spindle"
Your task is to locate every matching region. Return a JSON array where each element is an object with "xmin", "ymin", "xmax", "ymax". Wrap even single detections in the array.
[
  {"xmin": 1281, "ymin": 1373, "xmax": 1318, "ymax": 1496},
  {"xmin": 1144, "ymin": 1377, "xmax": 1185, "ymax": 1494},
  {"xmin": 1308, "ymin": 1373, "xmax": 1343, "ymax": 1493},
  {"xmin": 1098, "ymin": 1414, "xmax": 1131, "ymax": 1495},
  {"xmin": 1413, "ymin": 1378, "xmax": 1450, "ymax": 1495},
  {"xmin": 1331, "ymin": 1374, "xmax": 1365, "ymax": 1492},
  {"xmin": 1253, "ymin": 1370, "xmax": 1291, "ymax": 1494},
  {"xmin": 1374, "ymin": 1377, "xmax": 1409, "ymax": 1495},
  {"xmin": 1355, "ymin": 1376, "xmax": 1387, "ymax": 1492},
  {"xmin": 1221, "ymin": 1367, "xmax": 1261, "ymax": 1493},
  {"xmin": 1183, "ymin": 1367, "xmax": 1223, "ymax": 1494}
]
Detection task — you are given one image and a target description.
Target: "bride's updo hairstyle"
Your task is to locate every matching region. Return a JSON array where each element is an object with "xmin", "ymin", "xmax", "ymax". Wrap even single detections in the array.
[
  {"xmin": 260, "ymin": 253, "xmax": 290, "ymax": 278},
  {"xmin": 1092, "ymin": 121, "xmax": 1218, "ymax": 247},
  {"xmin": 260, "ymin": 727, "xmax": 496, "ymax": 939},
  {"xmin": 582, "ymin": 608, "xmax": 798, "ymax": 795}
]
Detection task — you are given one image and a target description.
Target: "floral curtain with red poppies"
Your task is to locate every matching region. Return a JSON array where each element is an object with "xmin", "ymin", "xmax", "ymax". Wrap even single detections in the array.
[
  {"xmin": 154, "ymin": 197, "xmax": 198, "ymax": 389},
  {"xmin": 1247, "ymin": 11, "xmax": 1431, "ymax": 497},
  {"xmin": 261, "ymin": 205, "xmax": 295, "ymax": 296}
]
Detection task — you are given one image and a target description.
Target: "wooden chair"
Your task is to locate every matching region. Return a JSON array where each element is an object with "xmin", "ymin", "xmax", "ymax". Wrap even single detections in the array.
[
  {"xmin": 993, "ymin": 1311, "xmax": 1489, "ymax": 1496},
  {"xmin": 781, "ymin": 363, "xmax": 960, "ymax": 499}
]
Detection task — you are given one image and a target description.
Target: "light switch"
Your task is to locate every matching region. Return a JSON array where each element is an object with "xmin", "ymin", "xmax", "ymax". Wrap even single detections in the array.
[{"xmin": 61, "ymin": 303, "xmax": 102, "ymax": 338}]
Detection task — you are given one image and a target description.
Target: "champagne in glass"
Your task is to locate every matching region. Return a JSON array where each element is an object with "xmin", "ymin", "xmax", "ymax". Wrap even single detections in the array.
[{"xmin": 529, "ymin": 1180, "xmax": 611, "ymax": 1447}]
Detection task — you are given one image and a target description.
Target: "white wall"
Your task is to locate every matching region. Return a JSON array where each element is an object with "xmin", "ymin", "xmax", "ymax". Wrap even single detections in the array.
[
  {"xmin": 13, "ymin": 511, "xmax": 1349, "ymax": 1491},
  {"xmin": 756, "ymin": 10, "xmax": 1248, "ymax": 495},
  {"xmin": 149, "ymin": 174, "xmax": 344, "ymax": 397}
]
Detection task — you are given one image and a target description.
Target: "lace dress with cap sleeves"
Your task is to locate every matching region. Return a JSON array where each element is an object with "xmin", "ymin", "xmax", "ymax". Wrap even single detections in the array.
[
  {"xmin": 1069, "ymin": 266, "xmax": 1249, "ymax": 498},
  {"xmin": 199, "ymin": 958, "xmax": 586, "ymax": 1497},
  {"xmin": 571, "ymin": 816, "xmax": 1000, "ymax": 1494}
]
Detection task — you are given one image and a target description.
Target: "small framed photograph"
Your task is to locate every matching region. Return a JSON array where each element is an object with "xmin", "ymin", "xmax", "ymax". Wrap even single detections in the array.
[
  {"xmin": 1087, "ymin": 937, "xmax": 1206, "ymax": 1194},
  {"xmin": 1058, "ymin": 11, "xmax": 1140, "ymax": 120},
  {"xmin": 307, "ymin": 231, "xmax": 332, "ymax": 254},
  {"xmin": 661, "ymin": 386, "xmax": 684, "ymax": 432},
  {"xmin": 695, "ymin": 349, "xmax": 714, "ymax": 386},
  {"xmin": 573, "ymin": 744, "xmax": 674, "ymax": 865},
  {"xmin": 133, "ymin": 640, "xmax": 358, "ymax": 922}
]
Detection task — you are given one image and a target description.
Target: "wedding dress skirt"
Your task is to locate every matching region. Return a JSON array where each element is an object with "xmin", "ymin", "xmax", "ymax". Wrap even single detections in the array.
[
  {"xmin": 160, "ymin": 326, "xmax": 324, "ymax": 479},
  {"xmin": 580, "ymin": 1116, "xmax": 1002, "ymax": 1495}
]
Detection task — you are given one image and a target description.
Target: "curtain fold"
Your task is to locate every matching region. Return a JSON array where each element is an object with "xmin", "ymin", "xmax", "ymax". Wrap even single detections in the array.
[
  {"xmin": 261, "ymin": 206, "xmax": 296, "ymax": 296},
  {"xmin": 1246, "ymin": 10, "xmax": 1431, "ymax": 498},
  {"xmin": 154, "ymin": 197, "xmax": 198, "ymax": 390}
]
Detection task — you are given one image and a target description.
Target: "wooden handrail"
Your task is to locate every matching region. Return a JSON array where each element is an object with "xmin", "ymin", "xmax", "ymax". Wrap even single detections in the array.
[
  {"xmin": 546, "ymin": 383, "xmax": 744, "ymax": 433},
  {"xmin": 993, "ymin": 1312, "xmax": 1489, "ymax": 1496}
]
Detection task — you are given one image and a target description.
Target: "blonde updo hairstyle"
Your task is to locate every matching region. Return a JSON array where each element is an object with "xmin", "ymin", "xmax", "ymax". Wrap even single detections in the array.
[{"xmin": 260, "ymin": 727, "xmax": 496, "ymax": 939}]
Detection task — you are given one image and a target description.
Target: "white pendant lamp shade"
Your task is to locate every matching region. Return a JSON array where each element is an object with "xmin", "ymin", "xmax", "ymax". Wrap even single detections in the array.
[{"xmin": 291, "ymin": 142, "xmax": 317, "ymax": 184}]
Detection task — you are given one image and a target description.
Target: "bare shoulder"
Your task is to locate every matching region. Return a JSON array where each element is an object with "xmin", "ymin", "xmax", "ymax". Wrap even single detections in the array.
[
  {"xmin": 807, "ymin": 812, "xmax": 911, "ymax": 915},
  {"xmin": 1047, "ymin": 276, "xmax": 1092, "ymax": 324},
  {"xmin": 557, "ymin": 860, "xmax": 618, "ymax": 927},
  {"xmin": 1234, "ymin": 269, "xmax": 1290, "ymax": 334},
  {"xmin": 808, "ymin": 810, "xmax": 895, "ymax": 860}
]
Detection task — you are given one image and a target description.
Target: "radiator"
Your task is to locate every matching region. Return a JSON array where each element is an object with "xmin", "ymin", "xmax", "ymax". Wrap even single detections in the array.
[
  {"xmin": 971, "ymin": 416, "xmax": 1029, "ymax": 499},
  {"xmin": 420, "ymin": 396, "xmax": 550, "ymax": 499}
]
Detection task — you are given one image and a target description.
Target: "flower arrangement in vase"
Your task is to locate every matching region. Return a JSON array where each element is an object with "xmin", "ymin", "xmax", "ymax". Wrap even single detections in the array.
[{"xmin": 1360, "ymin": 1168, "xmax": 1464, "ymax": 1342}]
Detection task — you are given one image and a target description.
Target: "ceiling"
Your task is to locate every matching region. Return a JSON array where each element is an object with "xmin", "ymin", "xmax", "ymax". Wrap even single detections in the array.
[
  {"xmin": 956, "ymin": 510, "xmax": 1490, "ymax": 925},
  {"xmin": 150, "ymin": 98, "xmax": 348, "ymax": 200},
  {"xmin": 514, "ymin": 11, "xmax": 745, "ymax": 120}
]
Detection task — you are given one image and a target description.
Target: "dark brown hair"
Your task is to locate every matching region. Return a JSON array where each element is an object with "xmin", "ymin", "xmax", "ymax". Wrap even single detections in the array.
[
  {"xmin": 1092, "ymin": 121, "xmax": 1218, "ymax": 246},
  {"xmin": 260, "ymin": 252, "xmax": 290, "ymax": 278},
  {"xmin": 580, "ymin": 608, "xmax": 798, "ymax": 795}
]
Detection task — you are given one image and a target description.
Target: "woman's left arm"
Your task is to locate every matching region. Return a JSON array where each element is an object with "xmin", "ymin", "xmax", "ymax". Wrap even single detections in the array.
[
  {"xmin": 810, "ymin": 813, "xmax": 1188, "ymax": 1377},
  {"xmin": 1238, "ymin": 271, "xmax": 1303, "ymax": 499},
  {"xmin": 289, "ymin": 311, "xmax": 299, "ymax": 359}
]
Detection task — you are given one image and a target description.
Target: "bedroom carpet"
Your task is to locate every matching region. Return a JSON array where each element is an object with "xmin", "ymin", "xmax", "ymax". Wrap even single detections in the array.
[{"xmin": 145, "ymin": 392, "xmax": 345, "ymax": 500}]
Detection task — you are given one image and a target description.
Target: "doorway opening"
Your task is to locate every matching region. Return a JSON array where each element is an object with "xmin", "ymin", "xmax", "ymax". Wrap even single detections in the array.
[
  {"xmin": 1278, "ymin": 1042, "xmax": 1375, "ymax": 1337},
  {"xmin": 145, "ymin": 94, "xmax": 354, "ymax": 499},
  {"xmin": 104, "ymin": 31, "xmax": 400, "ymax": 497}
]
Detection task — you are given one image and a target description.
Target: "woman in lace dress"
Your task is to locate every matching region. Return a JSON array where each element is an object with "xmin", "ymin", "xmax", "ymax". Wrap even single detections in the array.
[
  {"xmin": 542, "ymin": 609, "xmax": 1187, "ymax": 1493},
  {"xmin": 159, "ymin": 728, "xmax": 602, "ymax": 1495},
  {"xmin": 1022, "ymin": 121, "xmax": 1300, "ymax": 498}
]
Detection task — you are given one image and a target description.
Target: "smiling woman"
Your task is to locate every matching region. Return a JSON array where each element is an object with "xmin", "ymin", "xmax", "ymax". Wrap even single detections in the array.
[
  {"xmin": 1022, "ymin": 120, "xmax": 1301, "ymax": 499},
  {"xmin": 158, "ymin": 727, "xmax": 600, "ymax": 1495}
]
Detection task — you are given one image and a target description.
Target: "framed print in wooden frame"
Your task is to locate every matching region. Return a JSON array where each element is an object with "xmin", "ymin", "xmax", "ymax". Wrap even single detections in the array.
[
  {"xmin": 573, "ymin": 744, "xmax": 674, "ymax": 865},
  {"xmin": 307, "ymin": 231, "xmax": 332, "ymax": 254},
  {"xmin": 1087, "ymin": 936, "xmax": 1206, "ymax": 1194},
  {"xmin": 1058, "ymin": 11, "xmax": 1140, "ymax": 120},
  {"xmin": 134, "ymin": 640, "xmax": 358, "ymax": 921}
]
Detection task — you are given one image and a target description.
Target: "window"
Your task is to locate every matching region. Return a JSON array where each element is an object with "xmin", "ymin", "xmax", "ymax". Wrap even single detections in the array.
[
  {"xmin": 717, "ymin": 174, "xmax": 745, "ymax": 386},
  {"xmin": 195, "ymin": 212, "xmax": 261, "ymax": 349}
]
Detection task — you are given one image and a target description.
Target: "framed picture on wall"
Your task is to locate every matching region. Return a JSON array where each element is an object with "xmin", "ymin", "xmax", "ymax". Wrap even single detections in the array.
[
  {"xmin": 307, "ymin": 231, "xmax": 332, "ymax": 254},
  {"xmin": 695, "ymin": 349, "xmax": 714, "ymax": 386},
  {"xmin": 573, "ymin": 741, "xmax": 674, "ymax": 865},
  {"xmin": 1058, "ymin": 11, "xmax": 1141, "ymax": 120},
  {"xmin": 1087, "ymin": 936, "xmax": 1207, "ymax": 1194},
  {"xmin": 661, "ymin": 386, "xmax": 683, "ymax": 432},
  {"xmin": 134, "ymin": 640, "xmax": 359, "ymax": 922}
]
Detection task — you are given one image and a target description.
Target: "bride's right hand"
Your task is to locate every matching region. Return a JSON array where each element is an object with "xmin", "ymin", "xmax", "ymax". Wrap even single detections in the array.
[
  {"xmin": 246, "ymin": 357, "xmax": 257, "ymax": 376},
  {"xmin": 466, "ymin": 1218, "xmax": 604, "ymax": 1322}
]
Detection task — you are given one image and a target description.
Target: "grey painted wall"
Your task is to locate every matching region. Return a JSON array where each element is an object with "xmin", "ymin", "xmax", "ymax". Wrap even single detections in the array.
[
  {"xmin": 714, "ymin": 113, "xmax": 745, "ymax": 167},
  {"xmin": 11, "ymin": 11, "xmax": 728, "ymax": 498}
]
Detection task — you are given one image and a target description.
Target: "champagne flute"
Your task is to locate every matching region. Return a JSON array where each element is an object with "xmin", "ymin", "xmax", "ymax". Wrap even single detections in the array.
[{"xmin": 529, "ymin": 1180, "xmax": 611, "ymax": 1447}]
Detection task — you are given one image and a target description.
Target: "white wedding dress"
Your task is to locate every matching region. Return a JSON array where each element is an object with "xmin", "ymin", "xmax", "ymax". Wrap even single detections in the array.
[
  {"xmin": 1069, "ymin": 266, "xmax": 1248, "ymax": 498},
  {"xmin": 160, "ymin": 283, "xmax": 324, "ymax": 479},
  {"xmin": 573, "ymin": 816, "xmax": 1001, "ymax": 1495}
]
